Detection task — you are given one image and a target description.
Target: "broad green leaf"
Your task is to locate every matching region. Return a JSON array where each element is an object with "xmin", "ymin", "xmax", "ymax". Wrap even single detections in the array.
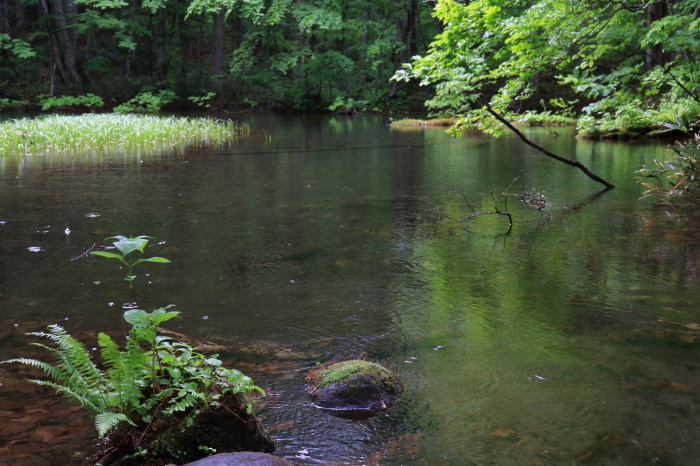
[
  {"xmin": 124, "ymin": 309, "xmax": 150, "ymax": 327},
  {"xmin": 89, "ymin": 251, "xmax": 127, "ymax": 263},
  {"xmin": 109, "ymin": 235, "xmax": 150, "ymax": 256},
  {"xmin": 133, "ymin": 257, "xmax": 171, "ymax": 265},
  {"xmin": 153, "ymin": 312, "xmax": 180, "ymax": 326}
]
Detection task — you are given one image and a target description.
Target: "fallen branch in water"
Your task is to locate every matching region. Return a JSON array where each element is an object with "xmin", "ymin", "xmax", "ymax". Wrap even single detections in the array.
[
  {"xmin": 477, "ymin": 94, "xmax": 615, "ymax": 189},
  {"xmin": 70, "ymin": 243, "xmax": 115, "ymax": 261},
  {"xmin": 430, "ymin": 170, "xmax": 525, "ymax": 234}
]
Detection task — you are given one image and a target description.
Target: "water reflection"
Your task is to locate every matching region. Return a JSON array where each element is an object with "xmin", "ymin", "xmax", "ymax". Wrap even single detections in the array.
[{"xmin": 1, "ymin": 112, "xmax": 699, "ymax": 465}]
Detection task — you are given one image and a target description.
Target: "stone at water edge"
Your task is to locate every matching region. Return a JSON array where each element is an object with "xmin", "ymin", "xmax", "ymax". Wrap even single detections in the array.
[
  {"xmin": 306, "ymin": 360, "xmax": 402, "ymax": 412},
  {"xmin": 182, "ymin": 452, "xmax": 295, "ymax": 466}
]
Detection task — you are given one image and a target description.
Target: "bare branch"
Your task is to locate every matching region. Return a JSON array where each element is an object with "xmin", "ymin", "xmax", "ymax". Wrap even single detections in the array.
[
  {"xmin": 447, "ymin": 189, "xmax": 476, "ymax": 212},
  {"xmin": 432, "ymin": 171, "xmax": 527, "ymax": 235}
]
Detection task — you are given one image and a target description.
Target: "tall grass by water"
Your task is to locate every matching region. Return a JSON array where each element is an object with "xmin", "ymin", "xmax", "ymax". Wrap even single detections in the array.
[{"xmin": 0, "ymin": 114, "xmax": 249, "ymax": 157}]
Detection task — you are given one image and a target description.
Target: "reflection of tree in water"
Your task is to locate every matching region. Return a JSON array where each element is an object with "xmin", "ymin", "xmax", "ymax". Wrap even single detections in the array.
[
  {"xmin": 563, "ymin": 293, "xmax": 620, "ymax": 335},
  {"xmin": 389, "ymin": 143, "xmax": 422, "ymax": 257}
]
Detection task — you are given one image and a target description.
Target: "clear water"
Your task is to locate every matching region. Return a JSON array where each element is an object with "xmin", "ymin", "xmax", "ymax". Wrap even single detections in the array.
[{"xmin": 1, "ymin": 111, "xmax": 699, "ymax": 465}]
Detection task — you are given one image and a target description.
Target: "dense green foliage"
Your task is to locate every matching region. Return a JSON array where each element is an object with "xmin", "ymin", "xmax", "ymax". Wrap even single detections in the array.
[
  {"xmin": 0, "ymin": 114, "xmax": 248, "ymax": 156},
  {"xmin": 394, "ymin": 0, "xmax": 700, "ymax": 136},
  {"xmin": 0, "ymin": 0, "xmax": 436, "ymax": 111}
]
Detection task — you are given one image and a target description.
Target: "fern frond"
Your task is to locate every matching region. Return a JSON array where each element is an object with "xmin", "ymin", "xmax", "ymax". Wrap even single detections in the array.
[
  {"xmin": 29, "ymin": 380, "xmax": 102, "ymax": 413},
  {"xmin": 99, "ymin": 332, "xmax": 147, "ymax": 410},
  {"xmin": 165, "ymin": 393, "xmax": 199, "ymax": 413},
  {"xmin": 29, "ymin": 326, "xmax": 103, "ymax": 386},
  {"xmin": 23, "ymin": 327, "xmax": 111, "ymax": 412},
  {"xmin": 139, "ymin": 389, "xmax": 172, "ymax": 412},
  {"xmin": 1, "ymin": 357, "xmax": 68, "ymax": 381},
  {"xmin": 95, "ymin": 412, "xmax": 135, "ymax": 437}
]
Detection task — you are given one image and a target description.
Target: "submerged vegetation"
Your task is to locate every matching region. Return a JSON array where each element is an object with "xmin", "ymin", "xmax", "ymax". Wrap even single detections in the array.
[{"xmin": 0, "ymin": 114, "xmax": 248, "ymax": 157}]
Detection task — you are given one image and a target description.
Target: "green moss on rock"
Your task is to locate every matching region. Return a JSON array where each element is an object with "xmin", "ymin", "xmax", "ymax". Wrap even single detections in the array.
[
  {"xmin": 307, "ymin": 360, "xmax": 402, "ymax": 412},
  {"xmin": 311, "ymin": 360, "xmax": 393, "ymax": 388}
]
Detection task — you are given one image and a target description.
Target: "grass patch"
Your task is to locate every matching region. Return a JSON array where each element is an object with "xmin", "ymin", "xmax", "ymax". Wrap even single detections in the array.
[
  {"xmin": 389, "ymin": 118, "xmax": 459, "ymax": 127},
  {"xmin": 308, "ymin": 360, "xmax": 396, "ymax": 389},
  {"xmin": 0, "ymin": 114, "xmax": 249, "ymax": 157}
]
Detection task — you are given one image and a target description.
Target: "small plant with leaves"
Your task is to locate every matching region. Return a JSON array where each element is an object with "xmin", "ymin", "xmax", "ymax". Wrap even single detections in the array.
[
  {"xmin": 90, "ymin": 235, "xmax": 170, "ymax": 289},
  {"xmin": 90, "ymin": 235, "xmax": 170, "ymax": 311},
  {"xmin": 328, "ymin": 96, "xmax": 369, "ymax": 114}
]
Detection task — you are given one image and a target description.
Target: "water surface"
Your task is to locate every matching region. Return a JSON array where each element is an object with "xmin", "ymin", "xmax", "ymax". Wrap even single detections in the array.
[{"xmin": 1, "ymin": 111, "xmax": 699, "ymax": 465}]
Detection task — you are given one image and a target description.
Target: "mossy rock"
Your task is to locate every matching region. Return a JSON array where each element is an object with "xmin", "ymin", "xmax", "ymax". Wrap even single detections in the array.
[
  {"xmin": 306, "ymin": 360, "xmax": 402, "ymax": 413},
  {"xmin": 96, "ymin": 394, "xmax": 275, "ymax": 465},
  {"xmin": 149, "ymin": 395, "xmax": 275, "ymax": 463}
]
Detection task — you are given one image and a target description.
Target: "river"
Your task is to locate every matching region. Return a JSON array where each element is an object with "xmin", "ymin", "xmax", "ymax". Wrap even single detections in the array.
[{"xmin": 1, "ymin": 111, "xmax": 699, "ymax": 465}]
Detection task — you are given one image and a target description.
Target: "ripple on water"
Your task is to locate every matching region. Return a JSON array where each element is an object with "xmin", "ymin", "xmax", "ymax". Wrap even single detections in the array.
[{"xmin": 27, "ymin": 246, "xmax": 43, "ymax": 252}]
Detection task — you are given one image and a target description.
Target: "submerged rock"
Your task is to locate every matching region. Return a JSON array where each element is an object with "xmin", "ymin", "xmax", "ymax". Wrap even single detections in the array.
[
  {"xmin": 183, "ymin": 452, "xmax": 294, "ymax": 466},
  {"xmin": 306, "ymin": 360, "xmax": 402, "ymax": 413}
]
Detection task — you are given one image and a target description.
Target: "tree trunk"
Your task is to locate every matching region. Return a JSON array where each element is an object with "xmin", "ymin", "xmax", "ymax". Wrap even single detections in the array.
[
  {"xmin": 210, "ymin": 8, "xmax": 226, "ymax": 94},
  {"xmin": 394, "ymin": 0, "xmax": 420, "ymax": 65},
  {"xmin": 153, "ymin": 8, "xmax": 168, "ymax": 84},
  {"xmin": 16, "ymin": 0, "xmax": 26, "ymax": 37},
  {"xmin": 646, "ymin": 1, "xmax": 669, "ymax": 67},
  {"xmin": 56, "ymin": 0, "xmax": 84, "ymax": 91},
  {"xmin": 0, "ymin": 0, "xmax": 10, "ymax": 34},
  {"xmin": 42, "ymin": 0, "xmax": 84, "ymax": 92}
]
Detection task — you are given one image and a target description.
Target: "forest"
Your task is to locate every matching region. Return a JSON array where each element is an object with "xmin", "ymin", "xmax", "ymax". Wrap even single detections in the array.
[
  {"xmin": 1, "ymin": 0, "xmax": 700, "ymax": 130},
  {"xmin": 0, "ymin": 0, "xmax": 437, "ymax": 112}
]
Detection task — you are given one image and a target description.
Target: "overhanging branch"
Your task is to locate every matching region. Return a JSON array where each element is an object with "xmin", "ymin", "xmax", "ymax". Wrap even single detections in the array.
[{"xmin": 477, "ymin": 94, "xmax": 615, "ymax": 189}]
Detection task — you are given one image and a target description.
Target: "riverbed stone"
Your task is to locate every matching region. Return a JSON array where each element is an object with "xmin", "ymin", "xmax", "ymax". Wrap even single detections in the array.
[
  {"xmin": 182, "ymin": 452, "xmax": 294, "ymax": 466},
  {"xmin": 307, "ymin": 360, "xmax": 402, "ymax": 413}
]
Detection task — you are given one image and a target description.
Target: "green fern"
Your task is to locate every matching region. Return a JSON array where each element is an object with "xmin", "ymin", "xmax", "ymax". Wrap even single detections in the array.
[
  {"xmin": 2, "ymin": 305, "xmax": 263, "ymax": 445},
  {"xmin": 95, "ymin": 413, "xmax": 136, "ymax": 437}
]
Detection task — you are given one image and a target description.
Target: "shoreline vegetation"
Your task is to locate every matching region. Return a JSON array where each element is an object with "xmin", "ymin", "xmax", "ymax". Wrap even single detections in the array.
[
  {"xmin": 390, "ymin": 114, "xmax": 699, "ymax": 140},
  {"xmin": 0, "ymin": 114, "xmax": 248, "ymax": 157}
]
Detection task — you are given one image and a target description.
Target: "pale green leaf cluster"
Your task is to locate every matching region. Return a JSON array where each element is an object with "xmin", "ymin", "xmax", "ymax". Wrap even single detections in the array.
[
  {"xmin": 0, "ymin": 33, "xmax": 35, "ymax": 59},
  {"xmin": 113, "ymin": 90, "xmax": 176, "ymax": 113},
  {"xmin": 39, "ymin": 94, "xmax": 104, "ymax": 111}
]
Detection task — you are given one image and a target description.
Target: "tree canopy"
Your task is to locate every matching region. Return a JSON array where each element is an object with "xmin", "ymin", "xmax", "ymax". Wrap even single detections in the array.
[
  {"xmin": 394, "ymin": 0, "xmax": 700, "ymax": 136},
  {"xmin": 0, "ymin": 0, "xmax": 436, "ymax": 111}
]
